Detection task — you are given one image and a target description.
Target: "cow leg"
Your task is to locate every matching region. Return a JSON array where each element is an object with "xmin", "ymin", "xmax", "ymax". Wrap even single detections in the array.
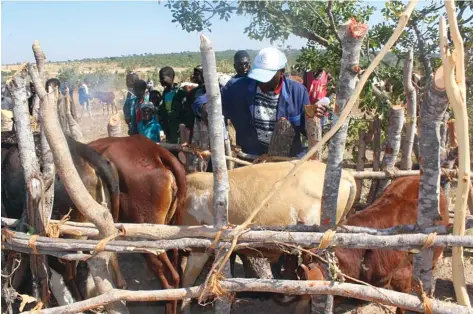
[
  {"xmin": 158, "ymin": 251, "xmax": 180, "ymax": 287},
  {"xmin": 181, "ymin": 252, "xmax": 211, "ymax": 312},
  {"xmin": 144, "ymin": 254, "xmax": 178, "ymax": 314},
  {"xmin": 50, "ymin": 267, "xmax": 76, "ymax": 306}
]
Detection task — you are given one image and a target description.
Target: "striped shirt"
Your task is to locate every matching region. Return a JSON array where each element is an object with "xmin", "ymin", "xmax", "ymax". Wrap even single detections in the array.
[{"xmin": 253, "ymin": 86, "xmax": 280, "ymax": 146}]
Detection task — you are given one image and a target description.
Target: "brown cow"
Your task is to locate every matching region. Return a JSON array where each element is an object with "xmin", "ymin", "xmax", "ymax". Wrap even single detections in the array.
[
  {"xmin": 1, "ymin": 134, "xmax": 124, "ymax": 305},
  {"xmin": 90, "ymin": 90, "xmax": 118, "ymax": 115},
  {"xmin": 278, "ymin": 176, "xmax": 449, "ymax": 314},
  {"xmin": 88, "ymin": 134, "xmax": 187, "ymax": 314}
]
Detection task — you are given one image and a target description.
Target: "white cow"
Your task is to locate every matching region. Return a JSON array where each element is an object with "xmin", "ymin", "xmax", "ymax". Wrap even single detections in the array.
[{"xmin": 180, "ymin": 159, "xmax": 357, "ymax": 289}]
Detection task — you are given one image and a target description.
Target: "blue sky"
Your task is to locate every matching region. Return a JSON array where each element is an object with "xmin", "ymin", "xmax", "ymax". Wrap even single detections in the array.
[{"xmin": 2, "ymin": 1, "xmax": 410, "ymax": 65}]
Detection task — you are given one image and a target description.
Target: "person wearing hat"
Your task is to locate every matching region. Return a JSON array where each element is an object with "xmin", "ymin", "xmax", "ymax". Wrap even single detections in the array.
[
  {"xmin": 138, "ymin": 101, "xmax": 165, "ymax": 143},
  {"xmin": 221, "ymin": 47, "xmax": 330, "ymax": 157}
]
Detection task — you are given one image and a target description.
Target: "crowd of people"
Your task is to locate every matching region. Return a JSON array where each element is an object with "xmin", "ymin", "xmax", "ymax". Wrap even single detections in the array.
[{"xmin": 123, "ymin": 47, "xmax": 334, "ymax": 159}]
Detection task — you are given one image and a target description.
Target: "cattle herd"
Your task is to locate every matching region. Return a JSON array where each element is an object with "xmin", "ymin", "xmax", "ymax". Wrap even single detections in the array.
[
  {"xmin": 0, "ymin": 34, "xmax": 469, "ymax": 314},
  {"xmin": 1, "ymin": 124, "xmax": 454, "ymax": 314}
]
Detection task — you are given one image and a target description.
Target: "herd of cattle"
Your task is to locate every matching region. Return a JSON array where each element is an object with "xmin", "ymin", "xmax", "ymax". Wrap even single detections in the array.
[{"xmin": 1, "ymin": 77, "xmax": 449, "ymax": 314}]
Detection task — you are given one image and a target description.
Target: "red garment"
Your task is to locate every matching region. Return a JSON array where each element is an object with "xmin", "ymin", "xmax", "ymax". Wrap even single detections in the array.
[
  {"xmin": 308, "ymin": 71, "xmax": 328, "ymax": 105},
  {"xmin": 135, "ymin": 98, "xmax": 144, "ymax": 124}
]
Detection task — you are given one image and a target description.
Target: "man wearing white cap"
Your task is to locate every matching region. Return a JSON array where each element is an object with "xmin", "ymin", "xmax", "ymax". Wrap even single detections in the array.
[{"xmin": 222, "ymin": 47, "xmax": 329, "ymax": 157}]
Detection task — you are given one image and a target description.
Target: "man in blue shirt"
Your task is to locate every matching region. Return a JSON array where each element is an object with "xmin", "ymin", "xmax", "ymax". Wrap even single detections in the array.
[{"xmin": 221, "ymin": 47, "xmax": 329, "ymax": 157}]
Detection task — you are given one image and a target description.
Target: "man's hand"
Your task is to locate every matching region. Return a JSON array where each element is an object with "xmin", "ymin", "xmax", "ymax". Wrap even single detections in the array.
[{"xmin": 315, "ymin": 97, "xmax": 330, "ymax": 118}]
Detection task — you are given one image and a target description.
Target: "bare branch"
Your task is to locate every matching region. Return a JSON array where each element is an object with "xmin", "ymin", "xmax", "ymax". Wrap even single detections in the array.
[{"xmin": 326, "ymin": 0, "xmax": 342, "ymax": 45}]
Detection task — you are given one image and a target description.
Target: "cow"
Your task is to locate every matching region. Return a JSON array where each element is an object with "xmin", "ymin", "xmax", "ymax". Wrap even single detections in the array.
[
  {"xmin": 1, "ymin": 134, "xmax": 124, "ymax": 305},
  {"xmin": 277, "ymin": 176, "xmax": 449, "ymax": 314},
  {"xmin": 89, "ymin": 90, "xmax": 118, "ymax": 115},
  {"xmin": 180, "ymin": 159, "xmax": 357, "ymax": 293},
  {"xmin": 87, "ymin": 134, "xmax": 187, "ymax": 314}
]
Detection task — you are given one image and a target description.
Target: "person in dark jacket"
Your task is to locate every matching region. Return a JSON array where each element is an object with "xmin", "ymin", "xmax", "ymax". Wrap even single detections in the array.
[{"xmin": 221, "ymin": 47, "xmax": 329, "ymax": 157}]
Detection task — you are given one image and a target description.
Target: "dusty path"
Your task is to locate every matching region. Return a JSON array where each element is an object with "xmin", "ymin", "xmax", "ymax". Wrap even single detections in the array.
[{"xmin": 78, "ymin": 106, "xmax": 473, "ymax": 314}]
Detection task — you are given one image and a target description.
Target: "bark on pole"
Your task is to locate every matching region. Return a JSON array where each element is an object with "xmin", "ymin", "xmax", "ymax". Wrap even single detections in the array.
[
  {"xmin": 20, "ymin": 280, "xmax": 473, "ymax": 314},
  {"xmin": 64, "ymin": 91, "xmax": 83, "ymax": 142},
  {"xmin": 107, "ymin": 114, "xmax": 121, "ymax": 138},
  {"xmin": 354, "ymin": 129, "xmax": 368, "ymax": 203},
  {"xmin": 440, "ymin": 111, "xmax": 450, "ymax": 149},
  {"xmin": 376, "ymin": 105, "xmax": 405, "ymax": 196},
  {"xmin": 304, "ymin": 105, "xmax": 323, "ymax": 160},
  {"xmin": 411, "ymin": 67, "xmax": 448, "ymax": 302},
  {"xmin": 267, "ymin": 118, "xmax": 295, "ymax": 157},
  {"xmin": 28, "ymin": 64, "xmax": 129, "ymax": 314},
  {"xmin": 367, "ymin": 116, "xmax": 382, "ymax": 204},
  {"xmin": 447, "ymin": 119, "xmax": 458, "ymax": 149},
  {"xmin": 6, "ymin": 64, "xmax": 50, "ymax": 306},
  {"xmin": 319, "ymin": 18, "xmax": 367, "ymax": 314},
  {"xmin": 200, "ymin": 34, "xmax": 231, "ymax": 314},
  {"xmin": 31, "ymin": 41, "xmax": 46, "ymax": 120},
  {"xmin": 320, "ymin": 19, "xmax": 367, "ymax": 228},
  {"xmin": 33, "ymin": 42, "xmax": 56, "ymax": 229},
  {"xmin": 440, "ymin": 6, "xmax": 471, "ymax": 307},
  {"xmin": 401, "ymin": 48, "xmax": 417, "ymax": 170}
]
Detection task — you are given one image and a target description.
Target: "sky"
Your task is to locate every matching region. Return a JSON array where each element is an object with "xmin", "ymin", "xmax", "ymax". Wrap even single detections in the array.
[{"xmin": 1, "ymin": 1, "xmax": 419, "ymax": 65}]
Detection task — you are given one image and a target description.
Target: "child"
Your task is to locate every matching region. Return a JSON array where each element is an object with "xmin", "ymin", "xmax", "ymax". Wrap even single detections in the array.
[
  {"xmin": 78, "ymin": 79, "xmax": 92, "ymax": 118},
  {"xmin": 123, "ymin": 72, "xmax": 139, "ymax": 130},
  {"xmin": 129, "ymin": 80, "xmax": 149, "ymax": 135},
  {"xmin": 158, "ymin": 66, "xmax": 193, "ymax": 144},
  {"xmin": 138, "ymin": 102, "xmax": 164, "ymax": 143}
]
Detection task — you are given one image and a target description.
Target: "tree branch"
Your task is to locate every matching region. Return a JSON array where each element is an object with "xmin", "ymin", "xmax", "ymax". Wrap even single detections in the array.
[{"xmin": 326, "ymin": 0, "xmax": 342, "ymax": 46}]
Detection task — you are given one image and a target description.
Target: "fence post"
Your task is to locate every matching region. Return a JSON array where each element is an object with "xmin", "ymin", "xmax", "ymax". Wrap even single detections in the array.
[
  {"xmin": 376, "ymin": 105, "xmax": 405, "ymax": 197},
  {"xmin": 410, "ymin": 67, "xmax": 448, "ymax": 310},
  {"xmin": 440, "ymin": 5, "xmax": 471, "ymax": 306},
  {"xmin": 7, "ymin": 64, "xmax": 50, "ymax": 307},
  {"xmin": 319, "ymin": 18, "xmax": 368, "ymax": 313},
  {"xmin": 200, "ymin": 34, "xmax": 231, "ymax": 314},
  {"xmin": 401, "ymin": 48, "xmax": 417, "ymax": 171}
]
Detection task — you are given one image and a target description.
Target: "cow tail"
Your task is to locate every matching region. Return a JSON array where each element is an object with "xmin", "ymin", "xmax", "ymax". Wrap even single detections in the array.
[{"xmin": 66, "ymin": 135, "xmax": 120, "ymax": 221}]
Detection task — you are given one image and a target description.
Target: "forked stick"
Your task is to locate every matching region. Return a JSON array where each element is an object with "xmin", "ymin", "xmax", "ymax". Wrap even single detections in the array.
[
  {"xmin": 208, "ymin": 0, "xmax": 419, "ymax": 280},
  {"xmin": 440, "ymin": 2, "xmax": 471, "ymax": 307}
]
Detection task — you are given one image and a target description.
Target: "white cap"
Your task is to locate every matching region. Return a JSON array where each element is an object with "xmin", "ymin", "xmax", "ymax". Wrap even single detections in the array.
[{"xmin": 248, "ymin": 47, "xmax": 287, "ymax": 83}]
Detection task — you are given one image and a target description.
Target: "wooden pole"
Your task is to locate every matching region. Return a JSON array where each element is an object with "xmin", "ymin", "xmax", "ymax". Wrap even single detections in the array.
[
  {"xmin": 319, "ymin": 18, "xmax": 368, "ymax": 313},
  {"xmin": 376, "ymin": 105, "xmax": 405, "ymax": 196},
  {"xmin": 440, "ymin": 3, "xmax": 471, "ymax": 306},
  {"xmin": 29, "ymin": 63, "xmax": 129, "ymax": 314},
  {"xmin": 20, "ymin": 280, "xmax": 473, "ymax": 314},
  {"xmin": 304, "ymin": 105, "xmax": 323, "ymax": 160},
  {"xmin": 401, "ymin": 48, "xmax": 417, "ymax": 170},
  {"xmin": 6, "ymin": 63, "xmax": 50, "ymax": 306},
  {"xmin": 107, "ymin": 114, "xmax": 121, "ymax": 138},
  {"xmin": 200, "ymin": 34, "xmax": 231, "ymax": 314},
  {"xmin": 411, "ymin": 67, "xmax": 448, "ymax": 302},
  {"xmin": 354, "ymin": 129, "xmax": 367, "ymax": 203},
  {"xmin": 367, "ymin": 116, "xmax": 382, "ymax": 204}
]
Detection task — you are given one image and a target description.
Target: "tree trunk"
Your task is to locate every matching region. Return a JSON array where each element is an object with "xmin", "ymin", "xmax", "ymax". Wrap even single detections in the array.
[
  {"xmin": 320, "ymin": 19, "xmax": 368, "ymax": 314},
  {"xmin": 412, "ymin": 68, "xmax": 448, "ymax": 301},
  {"xmin": 107, "ymin": 114, "xmax": 121, "ymax": 138},
  {"xmin": 31, "ymin": 40, "xmax": 46, "ymax": 120},
  {"xmin": 6, "ymin": 64, "xmax": 50, "ymax": 306},
  {"xmin": 224, "ymin": 138, "xmax": 234, "ymax": 170},
  {"xmin": 200, "ymin": 34, "xmax": 232, "ymax": 314},
  {"xmin": 376, "ymin": 105, "xmax": 405, "ymax": 197},
  {"xmin": 367, "ymin": 116, "xmax": 382, "ymax": 204},
  {"xmin": 268, "ymin": 118, "xmax": 295, "ymax": 157},
  {"xmin": 29, "ymin": 58, "xmax": 128, "ymax": 314},
  {"xmin": 401, "ymin": 48, "xmax": 417, "ymax": 171},
  {"xmin": 440, "ymin": 111, "xmax": 450, "ymax": 149},
  {"xmin": 304, "ymin": 105, "xmax": 323, "ymax": 160},
  {"xmin": 321, "ymin": 19, "xmax": 368, "ymax": 227},
  {"xmin": 188, "ymin": 119, "xmax": 210, "ymax": 172}
]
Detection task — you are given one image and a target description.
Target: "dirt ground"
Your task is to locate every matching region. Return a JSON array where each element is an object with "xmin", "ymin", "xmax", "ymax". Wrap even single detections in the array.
[{"xmin": 77, "ymin": 105, "xmax": 473, "ymax": 314}]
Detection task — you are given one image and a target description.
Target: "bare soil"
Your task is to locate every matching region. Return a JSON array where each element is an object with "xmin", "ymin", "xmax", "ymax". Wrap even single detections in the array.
[{"xmin": 78, "ymin": 106, "xmax": 473, "ymax": 314}]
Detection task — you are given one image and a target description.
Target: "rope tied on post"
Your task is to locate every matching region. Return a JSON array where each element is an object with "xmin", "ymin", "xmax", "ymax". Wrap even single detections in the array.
[
  {"xmin": 318, "ymin": 229, "xmax": 337, "ymax": 249},
  {"xmin": 28, "ymin": 234, "xmax": 40, "ymax": 255},
  {"xmin": 44, "ymin": 208, "xmax": 73, "ymax": 238}
]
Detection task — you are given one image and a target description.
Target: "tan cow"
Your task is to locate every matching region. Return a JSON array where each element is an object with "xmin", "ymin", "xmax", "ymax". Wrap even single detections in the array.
[{"xmin": 180, "ymin": 159, "xmax": 357, "ymax": 289}]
